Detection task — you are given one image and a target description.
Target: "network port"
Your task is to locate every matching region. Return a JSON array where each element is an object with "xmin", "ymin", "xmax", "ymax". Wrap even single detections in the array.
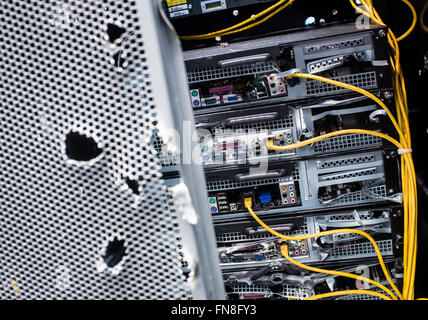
[{"xmin": 201, "ymin": 0, "xmax": 226, "ymax": 13}]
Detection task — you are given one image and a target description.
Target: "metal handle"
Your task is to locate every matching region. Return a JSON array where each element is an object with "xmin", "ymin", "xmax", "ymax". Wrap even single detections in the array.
[
  {"xmin": 218, "ymin": 53, "xmax": 272, "ymax": 67},
  {"xmin": 225, "ymin": 112, "xmax": 279, "ymax": 127},
  {"xmin": 303, "ymin": 95, "xmax": 368, "ymax": 110},
  {"xmin": 235, "ymin": 169, "xmax": 286, "ymax": 182}
]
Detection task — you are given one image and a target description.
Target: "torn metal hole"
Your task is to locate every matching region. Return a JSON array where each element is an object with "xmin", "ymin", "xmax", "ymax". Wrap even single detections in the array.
[
  {"xmin": 125, "ymin": 177, "xmax": 140, "ymax": 195},
  {"xmin": 102, "ymin": 236, "xmax": 127, "ymax": 268},
  {"xmin": 112, "ymin": 51, "xmax": 127, "ymax": 69},
  {"xmin": 65, "ymin": 131, "xmax": 103, "ymax": 161},
  {"xmin": 106, "ymin": 23, "xmax": 126, "ymax": 43}
]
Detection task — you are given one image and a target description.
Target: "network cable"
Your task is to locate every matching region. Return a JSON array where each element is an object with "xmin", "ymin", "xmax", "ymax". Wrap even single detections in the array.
[
  {"xmin": 180, "ymin": 0, "xmax": 295, "ymax": 40},
  {"xmin": 244, "ymin": 197, "xmax": 401, "ymax": 300}
]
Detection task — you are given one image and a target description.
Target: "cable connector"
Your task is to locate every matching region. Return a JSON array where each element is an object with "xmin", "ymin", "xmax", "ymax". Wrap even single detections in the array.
[
  {"xmin": 244, "ymin": 197, "xmax": 252, "ymax": 209},
  {"xmin": 280, "ymin": 245, "xmax": 289, "ymax": 258},
  {"xmin": 398, "ymin": 148, "xmax": 412, "ymax": 155},
  {"xmin": 277, "ymin": 68, "xmax": 304, "ymax": 79}
]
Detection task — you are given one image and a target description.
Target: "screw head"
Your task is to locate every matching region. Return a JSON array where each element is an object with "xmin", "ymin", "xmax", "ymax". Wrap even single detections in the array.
[
  {"xmin": 379, "ymin": 29, "xmax": 387, "ymax": 37},
  {"xmin": 233, "ymin": 10, "xmax": 239, "ymax": 16},
  {"xmin": 384, "ymin": 91, "xmax": 393, "ymax": 99}
]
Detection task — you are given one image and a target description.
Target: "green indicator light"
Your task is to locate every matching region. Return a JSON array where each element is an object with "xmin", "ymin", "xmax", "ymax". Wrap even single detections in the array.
[
  {"xmin": 209, "ymin": 198, "xmax": 216, "ymax": 204},
  {"xmin": 191, "ymin": 90, "xmax": 198, "ymax": 97}
]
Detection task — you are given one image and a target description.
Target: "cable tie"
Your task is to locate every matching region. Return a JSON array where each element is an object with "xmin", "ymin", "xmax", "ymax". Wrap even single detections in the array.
[{"xmin": 398, "ymin": 148, "xmax": 412, "ymax": 154}]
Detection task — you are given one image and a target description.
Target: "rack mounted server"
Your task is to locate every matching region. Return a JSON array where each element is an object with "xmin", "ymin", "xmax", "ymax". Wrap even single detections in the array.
[
  {"xmin": 184, "ymin": 24, "xmax": 391, "ymax": 113},
  {"xmin": 159, "ymin": 23, "xmax": 404, "ymax": 300}
]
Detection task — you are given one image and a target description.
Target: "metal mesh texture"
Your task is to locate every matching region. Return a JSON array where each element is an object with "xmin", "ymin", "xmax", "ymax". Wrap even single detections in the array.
[
  {"xmin": 317, "ymin": 154, "xmax": 376, "ymax": 169},
  {"xmin": 187, "ymin": 61, "xmax": 278, "ymax": 84},
  {"xmin": 229, "ymin": 284, "xmax": 313, "ymax": 300},
  {"xmin": 327, "ymin": 239, "xmax": 393, "ymax": 260},
  {"xmin": 0, "ymin": 0, "xmax": 192, "ymax": 299},
  {"xmin": 306, "ymin": 71, "xmax": 378, "ymax": 95},
  {"xmin": 216, "ymin": 219, "xmax": 309, "ymax": 243},
  {"xmin": 304, "ymin": 37, "xmax": 364, "ymax": 54},
  {"xmin": 212, "ymin": 114, "xmax": 294, "ymax": 133},
  {"xmin": 313, "ymin": 133, "xmax": 382, "ymax": 153},
  {"xmin": 335, "ymin": 185, "xmax": 387, "ymax": 205},
  {"xmin": 206, "ymin": 165, "xmax": 300, "ymax": 192}
]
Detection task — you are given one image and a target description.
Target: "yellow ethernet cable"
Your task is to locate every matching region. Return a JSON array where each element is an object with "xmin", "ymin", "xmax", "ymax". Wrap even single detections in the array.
[
  {"xmin": 281, "ymin": 246, "xmax": 394, "ymax": 300},
  {"xmin": 304, "ymin": 290, "xmax": 392, "ymax": 300},
  {"xmin": 265, "ymin": 74, "xmax": 417, "ymax": 299},
  {"xmin": 350, "ymin": 0, "xmax": 417, "ymax": 42},
  {"xmin": 180, "ymin": 0, "xmax": 295, "ymax": 40},
  {"xmin": 348, "ymin": 0, "xmax": 418, "ymax": 300},
  {"xmin": 243, "ymin": 198, "xmax": 401, "ymax": 300}
]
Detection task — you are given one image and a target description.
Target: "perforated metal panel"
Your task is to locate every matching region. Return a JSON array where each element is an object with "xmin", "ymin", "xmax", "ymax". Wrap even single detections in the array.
[
  {"xmin": 229, "ymin": 284, "xmax": 314, "ymax": 300},
  {"xmin": 335, "ymin": 185, "xmax": 387, "ymax": 205},
  {"xmin": 187, "ymin": 61, "xmax": 278, "ymax": 83},
  {"xmin": 216, "ymin": 220, "xmax": 309, "ymax": 244},
  {"xmin": 313, "ymin": 133, "xmax": 382, "ymax": 153},
  {"xmin": 213, "ymin": 114, "xmax": 294, "ymax": 133},
  {"xmin": 0, "ymin": 0, "xmax": 223, "ymax": 300},
  {"xmin": 327, "ymin": 239, "xmax": 393, "ymax": 260},
  {"xmin": 317, "ymin": 154, "xmax": 377, "ymax": 169},
  {"xmin": 206, "ymin": 166, "xmax": 300, "ymax": 192},
  {"xmin": 306, "ymin": 71, "xmax": 378, "ymax": 95}
]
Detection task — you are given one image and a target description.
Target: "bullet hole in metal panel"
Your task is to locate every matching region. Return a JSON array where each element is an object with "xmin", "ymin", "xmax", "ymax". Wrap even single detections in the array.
[
  {"xmin": 65, "ymin": 131, "xmax": 103, "ymax": 161},
  {"xmin": 103, "ymin": 236, "xmax": 127, "ymax": 268}
]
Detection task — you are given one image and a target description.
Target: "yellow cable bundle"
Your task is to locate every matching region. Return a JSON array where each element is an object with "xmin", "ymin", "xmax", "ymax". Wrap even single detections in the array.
[
  {"xmin": 180, "ymin": 0, "xmax": 296, "ymax": 40},
  {"xmin": 179, "ymin": 0, "xmax": 420, "ymax": 300},
  {"xmin": 262, "ymin": 71, "xmax": 417, "ymax": 299},
  {"xmin": 244, "ymin": 198, "xmax": 401, "ymax": 300},
  {"xmin": 247, "ymin": 1, "xmax": 419, "ymax": 300},
  {"xmin": 348, "ymin": 0, "xmax": 418, "ymax": 300}
]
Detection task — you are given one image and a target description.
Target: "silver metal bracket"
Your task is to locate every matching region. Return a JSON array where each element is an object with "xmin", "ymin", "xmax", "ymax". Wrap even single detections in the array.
[
  {"xmin": 369, "ymin": 109, "xmax": 388, "ymax": 123},
  {"xmin": 277, "ymin": 68, "xmax": 304, "ymax": 79}
]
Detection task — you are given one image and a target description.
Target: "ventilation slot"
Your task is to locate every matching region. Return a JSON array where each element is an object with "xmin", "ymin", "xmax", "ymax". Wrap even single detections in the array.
[
  {"xmin": 212, "ymin": 114, "xmax": 294, "ymax": 134},
  {"xmin": 313, "ymin": 133, "xmax": 382, "ymax": 153},
  {"xmin": 335, "ymin": 185, "xmax": 387, "ymax": 205},
  {"xmin": 306, "ymin": 71, "xmax": 377, "ymax": 95},
  {"xmin": 187, "ymin": 61, "xmax": 278, "ymax": 83},
  {"xmin": 328, "ymin": 239, "xmax": 393, "ymax": 260},
  {"xmin": 327, "ymin": 213, "xmax": 374, "ymax": 221},
  {"xmin": 318, "ymin": 154, "xmax": 376, "ymax": 169},
  {"xmin": 216, "ymin": 220, "xmax": 308, "ymax": 243},
  {"xmin": 230, "ymin": 284, "xmax": 313, "ymax": 300},
  {"xmin": 206, "ymin": 166, "xmax": 299, "ymax": 192},
  {"xmin": 319, "ymin": 168, "xmax": 378, "ymax": 182},
  {"xmin": 305, "ymin": 38, "xmax": 364, "ymax": 54}
]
